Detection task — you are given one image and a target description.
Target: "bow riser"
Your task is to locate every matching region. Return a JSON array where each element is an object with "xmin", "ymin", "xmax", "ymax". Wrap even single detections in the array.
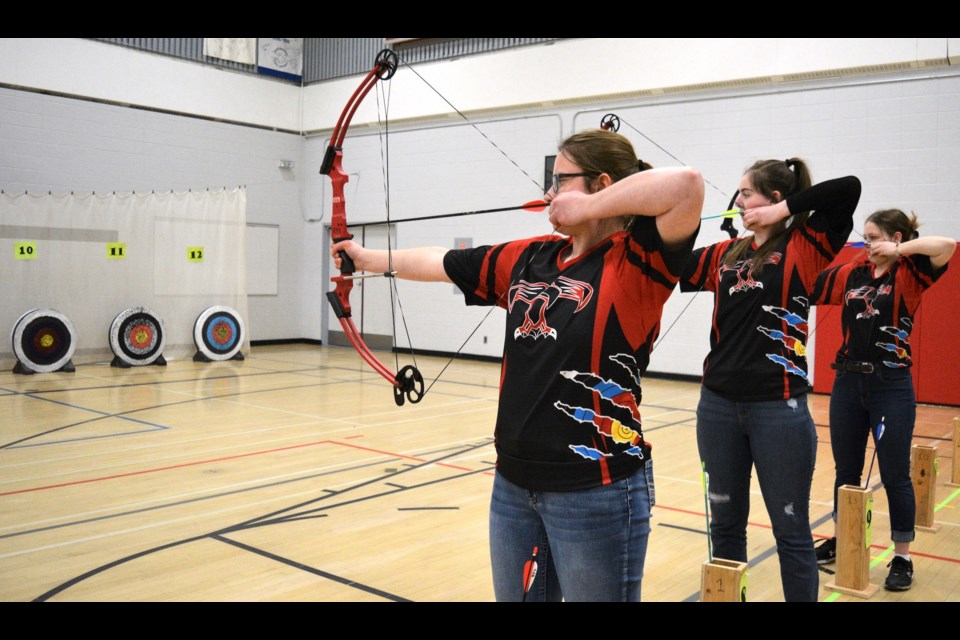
[{"xmin": 322, "ymin": 49, "xmax": 422, "ymax": 406}]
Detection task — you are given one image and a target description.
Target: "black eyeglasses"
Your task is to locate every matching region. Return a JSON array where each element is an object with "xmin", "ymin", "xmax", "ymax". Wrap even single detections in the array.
[{"xmin": 551, "ymin": 172, "xmax": 597, "ymax": 193}]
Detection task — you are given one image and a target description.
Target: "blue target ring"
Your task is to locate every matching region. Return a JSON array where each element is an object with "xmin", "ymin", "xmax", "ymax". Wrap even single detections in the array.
[
  {"xmin": 193, "ymin": 305, "xmax": 245, "ymax": 361},
  {"xmin": 205, "ymin": 315, "xmax": 238, "ymax": 351}
]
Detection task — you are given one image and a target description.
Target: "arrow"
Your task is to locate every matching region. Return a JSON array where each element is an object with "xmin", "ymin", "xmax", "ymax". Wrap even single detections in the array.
[
  {"xmin": 349, "ymin": 200, "xmax": 547, "ymax": 228},
  {"xmin": 701, "ymin": 208, "xmax": 741, "ymax": 220}
]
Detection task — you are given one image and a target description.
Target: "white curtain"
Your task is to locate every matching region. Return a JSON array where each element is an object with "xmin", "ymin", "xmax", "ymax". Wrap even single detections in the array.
[{"xmin": 0, "ymin": 188, "xmax": 249, "ymax": 368}]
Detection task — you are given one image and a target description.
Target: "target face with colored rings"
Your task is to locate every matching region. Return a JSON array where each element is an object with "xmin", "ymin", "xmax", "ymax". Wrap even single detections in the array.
[
  {"xmin": 109, "ymin": 307, "xmax": 166, "ymax": 366},
  {"xmin": 193, "ymin": 305, "xmax": 245, "ymax": 361},
  {"xmin": 11, "ymin": 308, "xmax": 77, "ymax": 373}
]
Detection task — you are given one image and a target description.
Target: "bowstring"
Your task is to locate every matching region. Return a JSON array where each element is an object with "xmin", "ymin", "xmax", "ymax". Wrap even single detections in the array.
[
  {"xmin": 375, "ymin": 67, "xmax": 420, "ymax": 379},
  {"xmin": 606, "ymin": 113, "xmax": 737, "ymax": 354},
  {"xmin": 385, "ymin": 51, "xmax": 560, "ymax": 400},
  {"xmin": 615, "ymin": 111, "xmax": 851, "ymax": 359}
]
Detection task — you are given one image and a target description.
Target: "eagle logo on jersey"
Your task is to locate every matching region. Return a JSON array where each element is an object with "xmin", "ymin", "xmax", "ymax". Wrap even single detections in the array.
[
  {"xmin": 718, "ymin": 253, "xmax": 783, "ymax": 295},
  {"xmin": 508, "ymin": 276, "xmax": 594, "ymax": 340},
  {"xmin": 845, "ymin": 284, "xmax": 892, "ymax": 319}
]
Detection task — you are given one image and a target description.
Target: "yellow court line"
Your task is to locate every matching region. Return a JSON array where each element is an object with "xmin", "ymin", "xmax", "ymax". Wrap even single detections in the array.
[
  {"xmin": 823, "ymin": 545, "xmax": 895, "ymax": 602},
  {"xmin": 935, "ymin": 487, "xmax": 960, "ymax": 512},
  {"xmin": 869, "ymin": 545, "xmax": 895, "ymax": 569}
]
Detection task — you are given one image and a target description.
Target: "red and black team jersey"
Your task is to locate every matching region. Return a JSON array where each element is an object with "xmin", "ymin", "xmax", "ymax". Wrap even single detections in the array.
[
  {"xmin": 680, "ymin": 176, "xmax": 861, "ymax": 401},
  {"xmin": 811, "ymin": 253, "xmax": 947, "ymax": 368},
  {"xmin": 443, "ymin": 216, "xmax": 696, "ymax": 491}
]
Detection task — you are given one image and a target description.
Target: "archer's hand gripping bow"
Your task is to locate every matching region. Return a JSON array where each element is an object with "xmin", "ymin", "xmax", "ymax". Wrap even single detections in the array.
[{"xmin": 322, "ymin": 49, "xmax": 425, "ymax": 406}]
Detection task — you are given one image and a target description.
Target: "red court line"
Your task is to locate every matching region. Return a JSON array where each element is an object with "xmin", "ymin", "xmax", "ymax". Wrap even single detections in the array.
[
  {"xmin": 0, "ymin": 440, "xmax": 335, "ymax": 497},
  {"xmin": 0, "ymin": 438, "xmax": 477, "ymax": 497},
  {"xmin": 330, "ymin": 440, "xmax": 475, "ymax": 472},
  {"xmin": 653, "ymin": 504, "xmax": 960, "ymax": 564},
  {"xmin": 654, "ymin": 504, "xmax": 775, "ymax": 531}
]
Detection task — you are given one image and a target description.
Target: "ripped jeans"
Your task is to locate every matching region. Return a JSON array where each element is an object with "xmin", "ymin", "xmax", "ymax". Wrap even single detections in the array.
[{"xmin": 697, "ymin": 386, "xmax": 819, "ymax": 602}]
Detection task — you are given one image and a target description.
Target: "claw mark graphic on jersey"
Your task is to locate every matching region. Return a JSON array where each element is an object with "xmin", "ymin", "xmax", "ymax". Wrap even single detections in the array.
[
  {"xmin": 560, "ymin": 370, "xmax": 642, "ymax": 421},
  {"xmin": 507, "ymin": 276, "xmax": 594, "ymax": 340},
  {"xmin": 609, "ymin": 353, "xmax": 643, "ymax": 388},
  {"xmin": 766, "ymin": 354, "xmax": 811, "ymax": 385},
  {"xmin": 792, "ymin": 296, "xmax": 809, "ymax": 308},
  {"xmin": 568, "ymin": 444, "xmax": 612, "ymax": 460},
  {"xmin": 757, "ymin": 326, "xmax": 807, "ymax": 357},
  {"xmin": 880, "ymin": 325, "xmax": 911, "ymax": 343},
  {"xmin": 876, "ymin": 341, "xmax": 910, "ymax": 361},
  {"xmin": 554, "ymin": 401, "xmax": 643, "ymax": 446},
  {"xmin": 718, "ymin": 253, "xmax": 783, "ymax": 295},
  {"xmin": 762, "ymin": 305, "xmax": 809, "ymax": 335},
  {"xmin": 845, "ymin": 284, "xmax": 892, "ymax": 319}
]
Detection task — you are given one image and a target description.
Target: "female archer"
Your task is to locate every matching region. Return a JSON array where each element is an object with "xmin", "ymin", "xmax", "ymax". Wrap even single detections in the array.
[
  {"xmin": 679, "ymin": 159, "xmax": 861, "ymax": 601},
  {"xmin": 332, "ymin": 129, "xmax": 703, "ymax": 601},
  {"xmin": 810, "ymin": 209, "xmax": 955, "ymax": 590}
]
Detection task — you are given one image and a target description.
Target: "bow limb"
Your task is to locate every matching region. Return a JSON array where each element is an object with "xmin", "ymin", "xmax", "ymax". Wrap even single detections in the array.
[{"xmin": 321, "ymin": 49, "xmax": 424, "ymax": 406}]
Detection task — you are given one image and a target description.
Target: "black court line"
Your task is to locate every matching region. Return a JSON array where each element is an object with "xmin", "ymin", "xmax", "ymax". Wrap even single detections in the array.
[
  {"xmin": 385, "ymin": 482, "xmax": 406, "ymax": 489},
  {"xmin": 33, "ymin": 438, "xmax": 494, "ymax": 601},
  {"xmin": 0, "ymin": 375, "xmax": 376, "ymax": 450},
  {"xmin": 644, "ymin": 416, "xmax": 698, "ymax": 433},
  {"xmin": 3, "ymin": 351, "xmax": 700, "ymax": 452},
  {"xmin": 212, "ymin": 534, "xmax": 410, "ymax": 601},
  {"xmin": 235, "ymin": 466, "xmax": 491, "ymax": 531},
  {"xmin": 5, "ymin": 364, "xmax": 325, "ymax": 394},
  {"xmin": 9, "ymin": 437, "xmax": 490, "ymax": 540},
  {"xmin": 241, "ymin": 513, "xmax": 329, "ymax": 528},
  {"xmin": 1, "ymin": 456, "xmax": 399, "ymax": 541},
  {"xmin": 225, "ymin": 443, "xmax": 494, "ymax": 532},
  {"xmin": 397, "ymin": 506, "xmax": 460, "ymax": 511},
  {"xmin": 1, "ymin": 356, "xmax": 509, "ymax": 451}
]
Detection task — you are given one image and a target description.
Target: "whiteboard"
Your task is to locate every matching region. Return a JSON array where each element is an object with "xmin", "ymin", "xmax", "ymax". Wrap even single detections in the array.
[{"xmin": 246, "ymin": 224, "xmax": 279, "ymax": 296}]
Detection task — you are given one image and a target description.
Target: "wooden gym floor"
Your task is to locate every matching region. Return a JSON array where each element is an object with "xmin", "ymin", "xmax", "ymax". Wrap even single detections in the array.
[{"xmin": 1, "ymin": 343, "xmax": 957, "ymax": 602}]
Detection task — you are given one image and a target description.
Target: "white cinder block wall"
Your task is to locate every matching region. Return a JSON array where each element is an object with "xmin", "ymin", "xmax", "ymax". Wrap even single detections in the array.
[{"xmin": 2, "ymin": 38, "xmax": 958, "ymax": 379}]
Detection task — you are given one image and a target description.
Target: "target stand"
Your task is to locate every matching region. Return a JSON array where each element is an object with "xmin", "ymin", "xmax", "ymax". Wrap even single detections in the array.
[
  {"xmin": 193, "ymin": 305, "xmax": 245, "ymax": 362},
  {"xmin": 11, "ymin": 308, "xmax": 77, "ymax": 375},
  {"xmin": 700, "ymin": 558, "xmax": 747, "ymax": 602},
  {"xmin": 825, "ymin": 485, "xmax": 879, "ymax": 598},
  {"xmin": 109, "ymin": 307, "xmax": 167, "ymax": 368}
]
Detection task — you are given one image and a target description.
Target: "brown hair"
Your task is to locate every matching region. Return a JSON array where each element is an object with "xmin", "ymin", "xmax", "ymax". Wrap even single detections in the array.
[
  {"xmin": 723, "ymin": 157, "xmax": 813, "ymax": 273},
  {"xmin": 558, "ymin": 129, "xmax": 650, "ymax": 230},
  {"xmin": 866, "ymin": 209, "xmax": 920, "ymax": 241}
]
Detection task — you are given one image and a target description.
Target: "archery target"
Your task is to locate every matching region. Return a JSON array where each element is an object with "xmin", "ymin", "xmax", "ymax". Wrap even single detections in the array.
[
  {"xmin": 193, "ymin": 305, "xmax": 245, "ymax": 361},
  {"xmin": 11, "ymin": 308, "xmax": 77, "ymax": 373},
  {"xmin": 109, "ymin": 307, "xmax": 166, "ymax": 366}
]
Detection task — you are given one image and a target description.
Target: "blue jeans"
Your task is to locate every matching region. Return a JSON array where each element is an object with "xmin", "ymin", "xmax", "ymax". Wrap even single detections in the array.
[
  {"xmin": 697, "ymin": 386, "xmax": 819, "ymax": 602},
  {"xmin": 488, "ymin": 465, "xmax": 653, "ymax": 602},
  {"xmin": 829, "ymin": 367, "xmax": 916, "ymax": 543}
]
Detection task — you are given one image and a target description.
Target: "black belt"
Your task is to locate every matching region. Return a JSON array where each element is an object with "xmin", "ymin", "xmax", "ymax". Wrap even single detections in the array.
[{"xmin": 831, "ymin": 360, "xmax": 876, "ymax": 374}]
